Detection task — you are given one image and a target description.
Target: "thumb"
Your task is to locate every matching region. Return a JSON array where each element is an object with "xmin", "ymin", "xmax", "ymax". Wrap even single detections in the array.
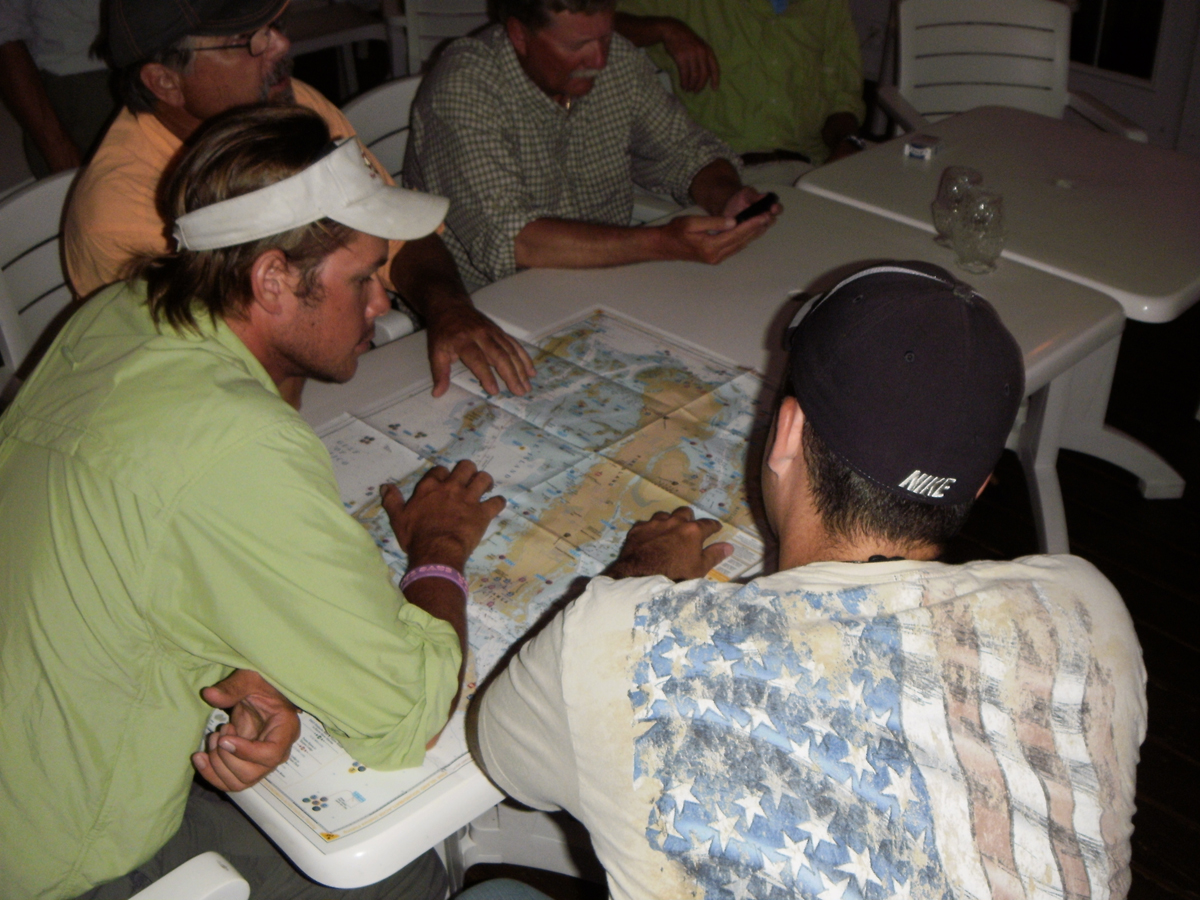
[
  {"xmin": 200, "ymin": 684, "xmax": 237, "ymax": 710},
  {"xmin": 701, "ymin": 541, "xmax": 734, "ymax": 573},
  {"xmin": 430, "ymin": 350, "xmax": 452, "ymax": 398},
  {"xmin": 380, "ymin": 482, "xmax": 406, "ymax": 515}
]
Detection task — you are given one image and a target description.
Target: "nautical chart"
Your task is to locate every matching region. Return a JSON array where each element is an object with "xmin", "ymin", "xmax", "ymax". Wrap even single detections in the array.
[{"xmin": 250, "ymin": 310, "xmax": 772, "ymax": 841}]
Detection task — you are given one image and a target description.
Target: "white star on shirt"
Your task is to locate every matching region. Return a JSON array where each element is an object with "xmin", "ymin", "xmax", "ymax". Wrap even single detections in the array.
[
  {"xmin": 789, "ymin": 736, "xmax": 813, "ymax": 765},
  {"xmin": 691, "ymin": 696, "xmax": 722, "ymax": 719},
  {"xmin": 759, "ymin": 766, "xmax": 794, "ymax": 809},
  {"xmin": 844, "ymin": 740, "xmax": 876, "ymax": 781},
  {"xmin": 660, "ymin": 805, "xmax": 686, "ymax": 842},
  {"xmin": 758, "ymin": 853, "xmax": 789, "ymax": 889},
  {"xmin": 838, "ymin": 844, "xmax": 883, "ymax": 889},
  {"xmin": 882, "ymin": 769, "xmax": 919, "ymax": 812},
  {"xmin": 734, "ymin": 792, "xmax": 766, "ymax": 827},
  {"xmin": 666, "ymin": 779, "xmax": 699, "ymax": 813},
  {"xmin": 802, "ymin": 807, "xmax": 837, "ymax": 849},
  {"xmin": 663, "ymin": 642, "xmax": 691, "ymax": 668},
  {"xmin": 724, "ymin": 873, "xmax": 754, "ymax": 900},
  {"xmin": 736, "ymin": 638, "xmax": 765, "ymax": 666},
  {"xmin": 868, "ymin": 706, "xmax": 893, "ymax": 730},
  {"xmin": 818, "ymin": 871, "xmax": 853, "ymax": 900},
  {"xmin": 644, "ymin": 672, "xmax": 672, "ymax": 705},
  {"xmin": 845, "ymin": 677, "xmax": 866, "ymax": 708},
  {"xmin": 778, "ymin": 832, "xmax": 811, "ymax": 877},
  {"xmin": 746, "ymin": 706, "xmax": 776, "ymax": 733},
  {"xmin": 769, "ymin": 666, "xmax": 802, "ymax": 693},
  {"xmin": 708, "ymin": 807, "xmax": 741, "ymax": 854},
  {"xmin": 891, "ymin": 874, "xmax": 913, "ymax": 900},
  {"xmin": 708, "ymin": 654, "xmax": 736, "ymax": 678}
]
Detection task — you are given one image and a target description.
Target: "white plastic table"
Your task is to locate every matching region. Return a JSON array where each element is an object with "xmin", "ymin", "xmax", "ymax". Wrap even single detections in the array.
[
  {"xmin": 472, "ymin": 188, "xmax": 1123, "ymax": 555},
  {"xmin": 800, "ymin": 106, "xmax": 1200, "ymax": 498},
  {"xmin": 230, "ymin": 187, "xmax": 1123, "ymax": 888}
]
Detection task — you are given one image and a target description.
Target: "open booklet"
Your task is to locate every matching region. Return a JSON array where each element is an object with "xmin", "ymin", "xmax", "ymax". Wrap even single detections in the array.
[{"xmin": 216, "ymin": 310, "xmax": 774, "ymax": 843}]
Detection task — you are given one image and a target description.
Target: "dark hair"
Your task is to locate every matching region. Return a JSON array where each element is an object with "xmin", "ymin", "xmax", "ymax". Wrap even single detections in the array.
[
  {"xmin": 106, "ymin": 36, "xmax": 195, "ymax": 113},
  {"xmin": 131, "ymin": 105, "xmax": 355, "ymax": 333},
  {"xmin": 492, "ymin": 0, "xmax": 616, "ymax": 30},
  {"xmin": 803, "ymin": 418, "xmax": 974, "ymax": 551}
]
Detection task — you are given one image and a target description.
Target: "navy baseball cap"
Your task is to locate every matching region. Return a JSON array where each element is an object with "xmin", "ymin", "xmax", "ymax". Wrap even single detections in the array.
[
  {"xmin": 786, "ymin": 262, "xmax": 1024, "ymax": 506},
  {"xmin": 105, "ymin": 0, "xmax": 288, "ymax": 68}
]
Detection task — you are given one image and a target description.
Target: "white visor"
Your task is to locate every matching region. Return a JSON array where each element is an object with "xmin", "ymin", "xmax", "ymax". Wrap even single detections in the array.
[{"xmin": 172, "ymin": 138, "xmax": 449, "ymax": 251}]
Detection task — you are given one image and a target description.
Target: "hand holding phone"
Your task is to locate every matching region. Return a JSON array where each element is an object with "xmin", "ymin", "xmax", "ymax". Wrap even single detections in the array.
[{"xmin": 734, "ymin": 191, "xmax": 779, "ymax": 224}]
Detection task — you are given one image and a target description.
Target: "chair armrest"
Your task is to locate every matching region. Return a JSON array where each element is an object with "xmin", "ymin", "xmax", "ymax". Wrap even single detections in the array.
[
  {"xmin": 1068, "ymin": 91, "xmax": 1148, "ymax": 143},
  {"xmin": 130, "ymin": 852, "xmax": 248, "ymax": 900},
  {"xmin": 631, "ymin": 188, "xmax": 681, "ymax": 226},
  {"xmin": 876, "ymin": 84, "xmax": 930, "ymax": 134}
]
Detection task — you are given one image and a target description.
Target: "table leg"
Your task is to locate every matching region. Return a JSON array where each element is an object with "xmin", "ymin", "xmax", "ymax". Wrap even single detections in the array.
[
  {"xmin": 441, "ymin": 828, "xmax": 467, "ymax": 896},
  {"xmin": 1014, "ymin": 381, "xmax": 1070, "ymax": 555},
  {"xmin": 1056, "ymin": 334, "xmax": 1185, "ymax": 499}
]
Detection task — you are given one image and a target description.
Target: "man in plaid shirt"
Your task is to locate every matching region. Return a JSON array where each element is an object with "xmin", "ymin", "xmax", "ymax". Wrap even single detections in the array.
[{"xmin": 405, "ymin": 0, "xmax": 779, "ymax": 288}]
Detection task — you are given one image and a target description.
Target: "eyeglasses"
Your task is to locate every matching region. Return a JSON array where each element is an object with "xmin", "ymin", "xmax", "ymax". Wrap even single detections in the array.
[{"xmin": 192, "ymin": 14, "xmax": 287, "ymax": 57}]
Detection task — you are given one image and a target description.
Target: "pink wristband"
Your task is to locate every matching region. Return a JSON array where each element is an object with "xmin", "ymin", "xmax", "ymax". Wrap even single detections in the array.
[{"xmin": 400, "ymin": 564, "xmax": 469, "ymax": 599}]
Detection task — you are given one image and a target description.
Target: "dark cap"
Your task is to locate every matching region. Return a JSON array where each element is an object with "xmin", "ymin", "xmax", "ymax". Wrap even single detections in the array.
[
  {"xmin": 787, "ymin": 261, "xmax": 1024, "ymax": 506},
  {"xmin": 105, "ymin": 0, "xmax": 288, "ymax": 68}
]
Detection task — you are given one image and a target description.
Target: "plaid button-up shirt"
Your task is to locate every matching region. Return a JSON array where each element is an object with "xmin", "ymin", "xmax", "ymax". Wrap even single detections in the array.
[{"xmin": 404, "ymin": 25, "xmax": 740, "ymax": 287}]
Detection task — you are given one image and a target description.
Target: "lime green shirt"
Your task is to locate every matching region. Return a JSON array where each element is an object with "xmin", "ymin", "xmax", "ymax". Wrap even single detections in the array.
[
  {"xmin": 619, "ymin": 0, "xmax": 866, "ymax": 163},
  {"xmin": 0, "ymin": 283, "xmax": 461, "ymax": 900}
]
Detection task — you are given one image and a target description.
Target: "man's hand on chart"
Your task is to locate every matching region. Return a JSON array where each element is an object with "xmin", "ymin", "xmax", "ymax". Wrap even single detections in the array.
[
  {"xmin": 192, "ymin": 669, "xmax": 301, "ymax": 792},
  {"xmin": 607, "ymin": 507, "xmax": 732, "ymax": 581},
  {"xmin": 661, "ymin": 20, "xmax": 720, "ymax": 92},
  {"xmin": 384, "ymin": 460, "xmax": 506, "ymax": 571},
  {"xmin": 426, "ymin": 303, "xmax": 536, "ymax": 399}
]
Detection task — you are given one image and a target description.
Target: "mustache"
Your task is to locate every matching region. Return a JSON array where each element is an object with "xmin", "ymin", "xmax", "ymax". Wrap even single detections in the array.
[{"xmin": 260, "ymin": 56, "xmax": 295, "ymax": 101}]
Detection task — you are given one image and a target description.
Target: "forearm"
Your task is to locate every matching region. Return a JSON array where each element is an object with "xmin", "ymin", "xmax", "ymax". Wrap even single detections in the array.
[
  {"xmin": 0, "ymin": 41, "xmax": 81, "ymax": 172},
  {"xmin": 514, "ymin": 217, "xmax": 669, "ymax": 270},
  {"xmin": 689, "ymin": 158, "xmax": 743, "ymax": 216},
  {"xmin": 613, "ymin": 12, "xmax": 674, "ymax": 47},
  {"xmin": 388, "ymin": 232, "xmax": 475, "ymax": 322}
]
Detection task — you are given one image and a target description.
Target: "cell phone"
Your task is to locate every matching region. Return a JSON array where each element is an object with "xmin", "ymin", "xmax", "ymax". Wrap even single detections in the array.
[{"xmin": 734, "ymin": 191, "xmax": 779, "ymax": 224}]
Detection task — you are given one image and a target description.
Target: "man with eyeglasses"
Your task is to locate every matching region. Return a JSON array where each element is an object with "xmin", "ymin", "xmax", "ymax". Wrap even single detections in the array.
[{"xmin": 62, "ymin": 0, "xmax": 534, "ymax": 404}]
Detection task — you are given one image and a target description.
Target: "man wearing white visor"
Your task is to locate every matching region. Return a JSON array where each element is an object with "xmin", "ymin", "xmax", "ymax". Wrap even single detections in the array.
[
  {"xmin": 63, "ymin": 0, "xmax": 533, "ymax": 404},
  {"xmin": 0, "ymin": 106, "xmax": 502, "ymax": 900}
]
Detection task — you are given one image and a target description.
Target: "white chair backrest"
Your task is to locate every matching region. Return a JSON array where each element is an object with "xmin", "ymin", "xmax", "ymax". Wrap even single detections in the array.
[
  {"xmin": 0, "ymin": 169, "xmax": 76, "ymax": 382},
  {"xmin": 342, "ymin": 74, "xmax": 423, "ymax": 180},
  {"xmin": 405, "ymin": 0, "xmax": 489, "ymax": 74},
  {"xmin": 897, "ymin": 0, "xmax": 1071, "ymax": 121}
]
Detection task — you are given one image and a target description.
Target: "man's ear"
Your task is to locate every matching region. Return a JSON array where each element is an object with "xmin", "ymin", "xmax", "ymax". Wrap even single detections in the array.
[
  {"xmin": 139, "ymin": 62, "xmax": 186, "ymax": 108},
  {"xmin": 248, "ymin": 249, "xmax": 295, "ymax": 318},
  {"xmin": 506, "ymin": 18, "xmax": 529, "ymax": 56},
  {"xmin": 766, "ymin": 396, "xmax": 805, "ymax": 479},
  {"xmin": 975, "ymin": 475, "xmax": 993, "ymax": 499}
]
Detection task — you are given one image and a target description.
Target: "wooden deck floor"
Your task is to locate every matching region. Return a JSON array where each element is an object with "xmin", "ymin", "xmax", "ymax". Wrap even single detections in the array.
[{"xmin": 466, "ymin": 301, "xmax": 1200, "ymax": 900}]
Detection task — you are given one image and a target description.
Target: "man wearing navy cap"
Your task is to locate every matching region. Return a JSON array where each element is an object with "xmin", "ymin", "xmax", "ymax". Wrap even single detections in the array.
[
  {"xmin": 62, "ymin": 0, "xmax": 533, "ymax": 403},
  {"xmin": 474, "ymin": 262, "xmax": 1147, "ymax": 900}
]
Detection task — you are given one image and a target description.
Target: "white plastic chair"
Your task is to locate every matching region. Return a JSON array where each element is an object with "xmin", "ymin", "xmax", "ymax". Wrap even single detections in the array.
[
  {"xmin": 129, "ymin": 851, "xmax": 249, "ymax": 900},
  {"xmin": 0, "ymin": 168, "xmax": 76, "ymax": 399},
  {"xmin": 441, "ymin": 805, "xmax": 604, "ymax": 895},
  {"xmin": 878, "ymin": 0, "xmax": 1147, "ymax": 141},
  {"xmin": 289, "ymin": 0, "xmax": 406, "ymax": 98},
  {"xmin": 342, "ymin": 73, "xmax": 423, "ymax": 179},
  {"xmin": 404, "ymin": 0, "xmax": 489, "ymax": 75}
]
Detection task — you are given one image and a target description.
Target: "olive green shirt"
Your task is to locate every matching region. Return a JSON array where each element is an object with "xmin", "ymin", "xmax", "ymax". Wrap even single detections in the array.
[
  {"xmin": 620, "ymin": 0, "xmax": 866, "ymax": 163},
  {"xmin": 0, "ymin": 282, "xmax": 461, "ymax": 899}
]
